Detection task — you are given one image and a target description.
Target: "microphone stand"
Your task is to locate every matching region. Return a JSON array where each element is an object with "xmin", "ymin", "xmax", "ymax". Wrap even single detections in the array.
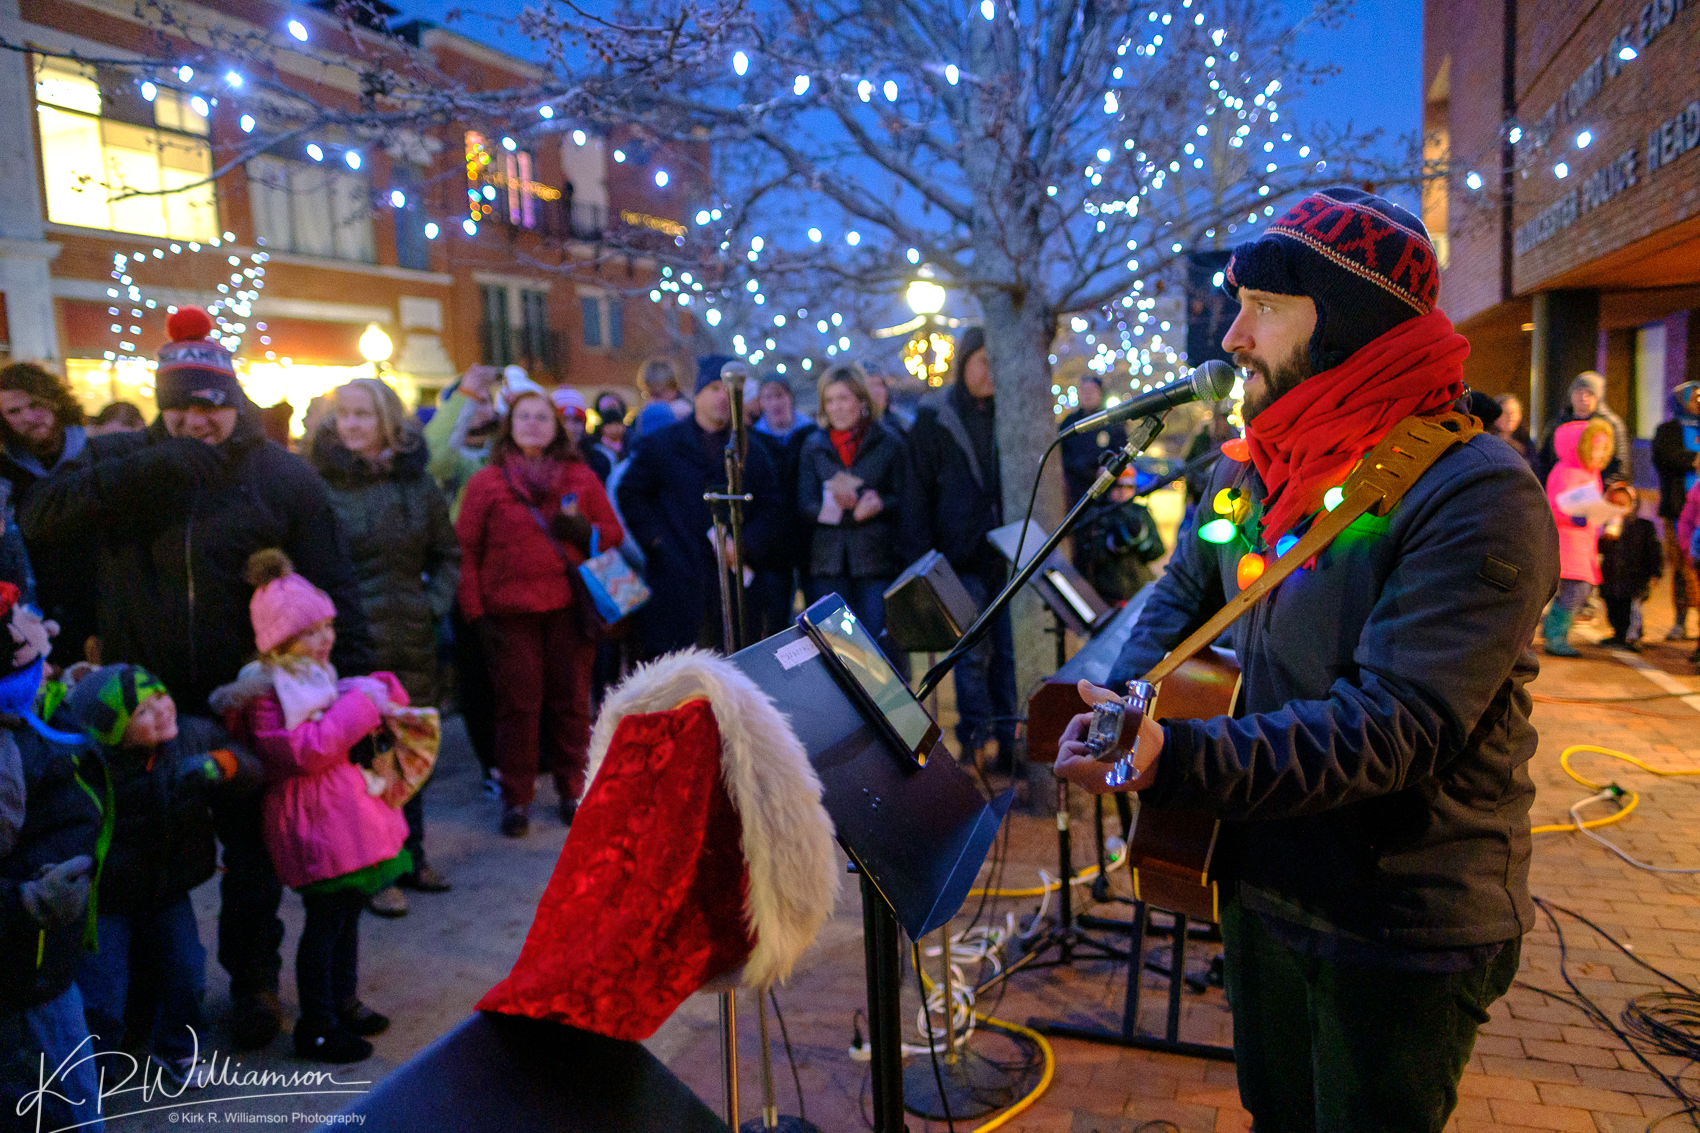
[
  {"xmin": 917, "ymin": 414, "xmax": 1167, "ymax": 701},
  {"xmin": 704, "ymin": 375, "xmax": 752, "ymax": 1129}
]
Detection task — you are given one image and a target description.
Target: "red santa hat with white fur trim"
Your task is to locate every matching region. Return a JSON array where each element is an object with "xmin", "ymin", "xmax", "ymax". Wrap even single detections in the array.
[{"xmin": 477, "ymin": 649, "xmax": 839, "ymax": 1041}]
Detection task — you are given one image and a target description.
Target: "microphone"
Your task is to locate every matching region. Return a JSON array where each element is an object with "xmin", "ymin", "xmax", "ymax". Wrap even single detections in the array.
[{"xmin": 1058, "ymin": 359, "xmax": 1237, "ymax": 438}]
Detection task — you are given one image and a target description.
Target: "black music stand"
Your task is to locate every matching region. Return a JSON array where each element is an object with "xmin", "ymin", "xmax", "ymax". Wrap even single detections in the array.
[
  {"xmin": 981, "ymin": 519, "xmax": 1128, "ymax": 969},
  {"xmin": 731, "ymin": 625, "xmax": 1012, "ymax": 1133}
]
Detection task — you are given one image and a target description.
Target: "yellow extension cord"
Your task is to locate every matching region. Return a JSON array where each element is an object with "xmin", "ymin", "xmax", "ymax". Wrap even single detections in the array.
[
  {"xmin": 913, "ymin": 953, "xmax": 1057, "ymax": 1132},
  {"xmin": 1530, "ymin": 744, "xmax": 1700, "ymax": 834}
]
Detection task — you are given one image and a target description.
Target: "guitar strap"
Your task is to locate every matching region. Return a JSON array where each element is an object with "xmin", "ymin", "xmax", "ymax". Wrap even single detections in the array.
[{"xmin": 1141, "ymin": 411, "xmax": 1483, "ymax": 687}]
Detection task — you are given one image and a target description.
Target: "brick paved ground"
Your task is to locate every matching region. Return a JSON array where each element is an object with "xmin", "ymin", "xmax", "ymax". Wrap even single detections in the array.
[{"xmin": 88, "ymin": 582, "xmax": 1700, "ymax": 1132}]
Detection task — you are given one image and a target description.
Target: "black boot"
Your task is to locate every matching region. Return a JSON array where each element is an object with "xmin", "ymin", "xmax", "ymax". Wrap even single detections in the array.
[
  {"xmin": 337, "ymin": 999, "xmax": 391, "ymax": 1037},
  {"xmin": 230, "ymin": 988, "xmax": 282, "ymax": 1050},
  {"xmin": 294, "ymin": 1021, "xmax": 373, "ymax": 1063}
]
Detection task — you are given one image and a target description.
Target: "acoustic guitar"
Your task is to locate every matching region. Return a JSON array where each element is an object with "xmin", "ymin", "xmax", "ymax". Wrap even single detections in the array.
[
  {"xmin": 1045, "ymin": 412, "xmax": 1484, "ymax": 925},
  {"xmin": 1106, "ymin": 647, "xmax": 1241, "ymax": 924}
]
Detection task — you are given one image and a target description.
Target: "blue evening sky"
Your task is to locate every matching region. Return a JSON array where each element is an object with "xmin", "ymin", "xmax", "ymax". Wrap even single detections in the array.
[{"xmin": 395, "ymin": 0, "xmax": 1424, "ymax": 151}]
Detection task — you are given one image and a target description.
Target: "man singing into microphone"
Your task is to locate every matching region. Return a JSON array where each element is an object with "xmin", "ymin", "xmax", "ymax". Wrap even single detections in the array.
[{"xmin": 1054, "ymin": 188, "xmax": 1558, "ymax": 1133}]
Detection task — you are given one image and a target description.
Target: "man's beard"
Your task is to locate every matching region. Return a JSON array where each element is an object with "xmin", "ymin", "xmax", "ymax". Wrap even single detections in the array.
[{"xmin": 1237, "ymin": 342, "xmax": 1313, "ymax": 423}]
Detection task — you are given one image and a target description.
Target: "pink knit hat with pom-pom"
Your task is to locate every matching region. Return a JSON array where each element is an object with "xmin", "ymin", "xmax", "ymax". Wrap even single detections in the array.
[{"xmin": 246, "ymin": 549, "xmax": 337, "ymax": 653}]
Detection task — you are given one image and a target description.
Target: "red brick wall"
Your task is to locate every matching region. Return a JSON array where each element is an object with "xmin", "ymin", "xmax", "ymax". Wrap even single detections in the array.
[{"xmin": 1509, "ymin": 0, "xmax": 1700, "ymax": 292}]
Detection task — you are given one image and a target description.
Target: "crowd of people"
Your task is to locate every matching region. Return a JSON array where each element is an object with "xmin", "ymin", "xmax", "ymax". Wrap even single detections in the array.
[
  {"xmin": 2, "ymin": 252, "xmax": 1697, "ymax": 1129},
  {"xmin": 0, "ymin": 304, "xmax": 1035, "ymax": 1128}
]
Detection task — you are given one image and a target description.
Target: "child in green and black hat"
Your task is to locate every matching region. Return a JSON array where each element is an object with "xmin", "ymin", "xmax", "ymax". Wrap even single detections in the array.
[{"xmin": 53, "ymin": 665, "xmax": 259, "ymax": 1087}]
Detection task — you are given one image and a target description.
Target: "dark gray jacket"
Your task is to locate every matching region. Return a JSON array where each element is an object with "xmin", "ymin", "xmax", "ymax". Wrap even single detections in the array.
[
  {"xmin": 313, "ymin": 433, "xmax": 460, "ymax": 706},
  {"xmin": 1109, "ymin": 432, "xmax": 1559, "ymax": 950},
  {"xmin": 795, "ymin": 423, "xmax": 917, "ymax": 579}
]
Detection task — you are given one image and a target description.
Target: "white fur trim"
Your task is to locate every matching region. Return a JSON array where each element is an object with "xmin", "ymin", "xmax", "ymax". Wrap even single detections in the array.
[{"xmin": 585, "ymin": 648, "xmax": 840, "ymax": 989}]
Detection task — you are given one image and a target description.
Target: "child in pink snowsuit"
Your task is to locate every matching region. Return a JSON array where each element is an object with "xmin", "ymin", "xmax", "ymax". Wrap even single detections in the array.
[
  {"xmin": 212, "ymin": 549, "xmax": 407, "ymax": 1063},
  {"xmin": 1544, "ymin": 418, "xmax": 1618, "ymax": 656}
]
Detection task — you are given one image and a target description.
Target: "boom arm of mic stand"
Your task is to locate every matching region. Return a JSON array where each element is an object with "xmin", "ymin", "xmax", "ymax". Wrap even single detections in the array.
[{"xmin": 916, "ymin": 414, "xmax": 1166, "ymax": 702}]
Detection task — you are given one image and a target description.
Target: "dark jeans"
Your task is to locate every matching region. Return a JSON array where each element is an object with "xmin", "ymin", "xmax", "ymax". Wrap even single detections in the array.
[
  {"xmin": 402, "ymin": 788, "xmax": 427, "ymax": 869},
  {"xmin": 76, "ymin": 896, "xmax": 206, "ymax": 1062},
  {"xmin": 1602, "ymin": 594, "xmax": 1642, "ymax": 642},
  {"xmin": 753, "ymin": 568, "xmax": 799, "ymax": 639},
  {"xmin": 954, "ymin": 572, "xmax": 1017, "ymax": 753},
  {"xmin": 805, "ymin": 574, "xmax": 906, "ymax": 678},
  {"xmin": 0, "ymin": 984, "xmax": 103, "ymax": 1133},
  {"xmin": 214, "ymin": 793, "xmax": 284, "ymax": 999},
  {"xmin": 452, "ymin": 601, "xmax": 498, "ymax": 775},
  {"xmin": 296, "ymin": 890, "xmax": 365, "ymax": 1030},
  {"xmin": 1220, "ymin": 899, "xmax": 1521, "ymax": 1133}
]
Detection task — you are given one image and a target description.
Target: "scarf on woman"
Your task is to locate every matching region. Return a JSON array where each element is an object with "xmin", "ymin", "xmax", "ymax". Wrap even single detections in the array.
[
  {"xmin": 828, "ymin": 423, "xmax": 867, "ymax": 469},
  {"xmin": 501, "ymin": 453, "xmax": 566, "ymax": 507},
  {"xmin": 1246, "ymin": 309, "xmax": 1469, "ymax": 542}
]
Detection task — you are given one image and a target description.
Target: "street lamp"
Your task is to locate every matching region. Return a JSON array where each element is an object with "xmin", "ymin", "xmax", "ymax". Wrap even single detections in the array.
[
  {"xmin": 906, "ymin": 278, "xmax": 946, "ymax": 316},
  {"xmin": 358, "ymin": 323, "xmax": 393, "ymax": 374},
  {"xmin": 903, "ymin": 275, "xmax": 953, "ymax": 386}
]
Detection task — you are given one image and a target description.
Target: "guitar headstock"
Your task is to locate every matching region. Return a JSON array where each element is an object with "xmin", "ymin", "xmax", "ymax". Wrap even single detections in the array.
[{"xmin": 1088, "ymin": 680, "xmax": 1152, "ymax": 789}]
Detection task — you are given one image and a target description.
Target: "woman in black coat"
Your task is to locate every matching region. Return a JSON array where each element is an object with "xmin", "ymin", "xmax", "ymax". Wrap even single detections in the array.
[
  {"xmin": 795, "ymin": 365, "xmax": 914, "ymax": 654},
  {"xmin": 313, "ymin": 378, "xmax": 460, "ymax": 915}
]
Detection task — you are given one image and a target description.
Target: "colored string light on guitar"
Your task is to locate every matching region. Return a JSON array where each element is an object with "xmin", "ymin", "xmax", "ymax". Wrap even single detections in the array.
[
  {"xmin": 1199, "ymin": 518, "xmax": 1237, "ymax": 544},
  {"xmin": 1235, "ymin": 552, "xmax": 1265, "ymax": 590}
]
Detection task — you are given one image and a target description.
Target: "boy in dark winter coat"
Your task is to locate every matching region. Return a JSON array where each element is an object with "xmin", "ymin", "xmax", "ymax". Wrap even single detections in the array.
[
  {"xmin": 0, "ymin": 584, "xmax": 104, "ymax": 1131},
  {"xmin": 1598, "ymin": 506, "xmax": 1662, "ymax": 651},
  {"xmin": 54, "ymin": 665, "xmax": 259, "ymax": 1087},
  {"xmin": 1072, "ymin": 468, "xmax": 1166, "ymax": 604}
]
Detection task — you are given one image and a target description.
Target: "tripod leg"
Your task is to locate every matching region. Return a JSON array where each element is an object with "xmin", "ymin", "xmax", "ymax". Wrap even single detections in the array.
[
  {"xmin": 1121, "ymin": 900, "xmax": 1148, "ymax": 1040},
  {"xmin": 1166, "ymin": 914, "xmax": 1188, "ymax": 1044},
  {"xmin": 719, "ymin": 990, "xmax": 739, "ymax": 1128},
  {"xmin": 1055, "ymin": 780, "xmax": 1073, "ymax": 961}
]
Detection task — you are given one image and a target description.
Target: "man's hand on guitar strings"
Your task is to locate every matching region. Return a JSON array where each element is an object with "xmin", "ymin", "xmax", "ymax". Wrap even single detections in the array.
[{"xmin": 1053, "ymin": 679, "xmax": 1163, "ymax": 794}]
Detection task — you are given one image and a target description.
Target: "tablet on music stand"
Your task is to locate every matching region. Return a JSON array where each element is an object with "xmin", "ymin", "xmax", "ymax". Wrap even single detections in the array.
[
  {"xmin": 799, "ymin": 593, "xmax": 942, "ymax": 767},
  {"xmin": 986, "ymin": 519, "xmax": 1114, "ymax": 636}
]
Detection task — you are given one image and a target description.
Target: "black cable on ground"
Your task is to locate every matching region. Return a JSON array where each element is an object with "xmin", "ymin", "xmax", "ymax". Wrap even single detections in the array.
[
  {"xmin": 1528, "ymin": 897, "xmax": 1700, "ymax": 1130},
  {"xmin": 914, "ymin": 944, "xmax": 956, "ymax": 1133}
]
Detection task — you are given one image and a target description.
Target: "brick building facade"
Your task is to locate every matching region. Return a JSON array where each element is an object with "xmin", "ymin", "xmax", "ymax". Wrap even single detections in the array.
[
  {"xmin": 0, "ymin": 0, "xmax": 703, "ymax": 427},
  {"xmin": 1423, "ymin": 0, "xmax": 1699, "ymax": 450}
]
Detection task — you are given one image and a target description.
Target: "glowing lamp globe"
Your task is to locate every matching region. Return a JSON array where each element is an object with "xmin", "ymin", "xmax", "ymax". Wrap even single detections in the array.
[
  {"xmin": 906, "ymin": 279, "xmax": 946, "ymax": 316},
  {"xmin": 358, "ymin": 323, "xmax": 393, "ymax": 364}
]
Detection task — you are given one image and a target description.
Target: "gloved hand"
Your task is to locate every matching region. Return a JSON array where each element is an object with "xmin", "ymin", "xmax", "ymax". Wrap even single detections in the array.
[
  {"xmin": 341, "ymin": 676, "xmax": 395, "ymax": 716},
  {"xmin": 129, "ymin": 436, "xmax": 223, "ymax": 490},
  {"xmin": 19, "ymin": 855, "xmax": 94, "ymax": 928}
]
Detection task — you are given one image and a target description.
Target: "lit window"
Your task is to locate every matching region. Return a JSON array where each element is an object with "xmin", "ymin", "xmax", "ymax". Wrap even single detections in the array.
[
  {"xmin": 246, "ymin": 156, "xmax": 374, "ymax": 262},
  {"xmin": 35, "ymin": 58, "xmax": 217, "ymax": 240}
]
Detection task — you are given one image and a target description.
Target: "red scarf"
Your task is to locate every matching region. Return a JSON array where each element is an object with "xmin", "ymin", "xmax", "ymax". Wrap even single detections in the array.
[
  {"xmin": 829, "ymin": 425, "xmax": 864, "ymax": 468},
  {"xmin": 1246, "ymin": 309, "xmax": 1468, "ymax": 541}
]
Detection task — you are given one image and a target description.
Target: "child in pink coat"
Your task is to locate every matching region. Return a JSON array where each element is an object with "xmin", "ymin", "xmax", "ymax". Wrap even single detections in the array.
[
  {"xmin": 1544, "ymin": 419, "xmax": 1621, "ymax": 656},
  {"xmin": 211, "ymin": 550, "xmax": 408, "ymax": 1063}
]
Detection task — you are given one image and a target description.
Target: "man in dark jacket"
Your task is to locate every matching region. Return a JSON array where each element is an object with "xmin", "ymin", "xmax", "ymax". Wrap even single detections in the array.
[
  {"xmin": 22, "ymin": 308, "xmax": 375, "ymax": 1052},
  {"xmin": 1651, "ymin": 380, "xmax": 1700, "ymax": 640},
  {"xmin": 617, "ymin": 356, "xmax": 784, "ymax": 655},
  {"xmin": 0, "ymin": 362, "xmax": 100, "ymax": 657},
  {"xmin": 1535, "ymin": 370, "xmax": 1630, "ymax": 484},
  {"xmin": 1059, "ymin": 377, "xmax": 1124, "ymax": 506},
  {"xmin": 1056, "ymin": 189, "xmax": 1559, "ymax": 1133},
  {"xmin": 910, "ymin": 327, "xmax": 1017, "ymax": 767},
  {"xmin": 749, "ymin": 376, "xmax": 812, "ymax": 638}
]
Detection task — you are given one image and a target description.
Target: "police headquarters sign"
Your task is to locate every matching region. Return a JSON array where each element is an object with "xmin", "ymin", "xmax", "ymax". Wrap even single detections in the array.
[{"xmin": 1513, "ymin": 0, "xmax": 1695, "ymax": 256}]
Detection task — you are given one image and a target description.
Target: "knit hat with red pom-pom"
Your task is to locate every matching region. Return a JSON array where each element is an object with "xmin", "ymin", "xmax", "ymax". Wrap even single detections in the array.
[{"xmin": 157, "ymin": 307, "xmax": 243, "ymax": 411}]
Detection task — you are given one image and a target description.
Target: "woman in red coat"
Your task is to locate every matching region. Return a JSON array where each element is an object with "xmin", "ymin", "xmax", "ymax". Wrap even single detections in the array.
[{"xmin": 455, "ymin": 390, "xmax": 623, "ymax": 836}]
